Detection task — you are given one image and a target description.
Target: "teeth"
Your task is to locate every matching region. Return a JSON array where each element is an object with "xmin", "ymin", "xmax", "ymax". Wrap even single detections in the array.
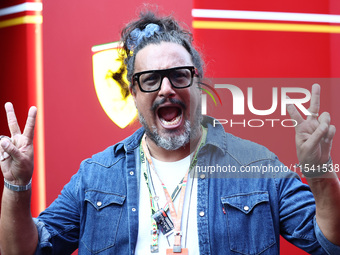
[{"xmin": 160, "ymin": 114, "xmax": 181, "ymax": 126}]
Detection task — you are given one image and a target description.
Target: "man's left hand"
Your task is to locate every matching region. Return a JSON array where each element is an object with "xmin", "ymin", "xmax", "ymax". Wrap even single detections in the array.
[{"xmin": 287, "ymin": 83, "xmax": 336, "ymax": 169}]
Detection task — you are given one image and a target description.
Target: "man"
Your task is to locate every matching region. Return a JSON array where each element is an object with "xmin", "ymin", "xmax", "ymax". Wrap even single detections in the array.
[{"xmin": 0, "ymin": 11, "xmax": 339, "ymax": 255}]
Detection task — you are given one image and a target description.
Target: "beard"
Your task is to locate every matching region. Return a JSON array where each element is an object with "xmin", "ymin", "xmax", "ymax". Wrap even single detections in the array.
[{"xmin": 138, "ymin": 98, "xmax": 203, "ymax": 151}]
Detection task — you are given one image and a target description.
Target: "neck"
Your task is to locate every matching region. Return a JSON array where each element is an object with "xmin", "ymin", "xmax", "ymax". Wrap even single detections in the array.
[{"xmin": 145, "ymin": 130, "xmax": 202, "ymax": 162}]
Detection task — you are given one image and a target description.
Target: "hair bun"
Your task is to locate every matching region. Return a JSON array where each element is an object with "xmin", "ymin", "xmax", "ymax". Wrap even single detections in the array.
[{"xmin": 127, "ymin": 23, "xmax": 162, "ymax": 50}]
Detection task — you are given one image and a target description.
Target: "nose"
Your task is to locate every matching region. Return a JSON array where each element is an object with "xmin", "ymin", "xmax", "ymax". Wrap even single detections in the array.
[{"xmin": 158, "ymin": 77, "xmax": 176, "ymax": 98}]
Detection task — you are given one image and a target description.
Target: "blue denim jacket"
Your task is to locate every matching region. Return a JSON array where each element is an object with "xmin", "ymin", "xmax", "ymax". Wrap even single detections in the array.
[{"xmin": 34, "ymin": 116, "xmax": 340, "ymax": 254}]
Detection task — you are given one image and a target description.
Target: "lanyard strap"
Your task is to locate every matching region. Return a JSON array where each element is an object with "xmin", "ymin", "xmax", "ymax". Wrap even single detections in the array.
[
  {"xmin": 140, "ymin": 142, "xmax": 191, "ymax": 252},
  {"xmin": 140, "ymin": 126, "xmax": 207, "ymax": 251},
  {"xmin": 140, "ymin": 146, "xmax": 160, "ymax": 252},
  {"xmin": 142, "ymin": 136, "xmax": 178, "ymax": 220}
]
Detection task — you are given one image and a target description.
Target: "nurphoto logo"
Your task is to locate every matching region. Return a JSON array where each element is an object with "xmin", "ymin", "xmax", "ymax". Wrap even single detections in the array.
[{"xmin": 199, "ymin": 78, "xmax": 316, "ymax": 128}]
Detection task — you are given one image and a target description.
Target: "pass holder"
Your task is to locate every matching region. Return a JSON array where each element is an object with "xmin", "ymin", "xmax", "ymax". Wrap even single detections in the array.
[{"xmin": 152, "ymin": 208, "xmax": 174, "ymax": 235}]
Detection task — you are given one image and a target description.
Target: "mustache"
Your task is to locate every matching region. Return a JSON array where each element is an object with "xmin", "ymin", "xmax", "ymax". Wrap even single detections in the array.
[{"xmin": 151, "ymin": 98, "xmax": 187, "ymax": 112}]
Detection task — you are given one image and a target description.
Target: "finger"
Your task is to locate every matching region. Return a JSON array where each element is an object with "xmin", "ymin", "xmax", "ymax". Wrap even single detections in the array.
[
  {"xmin": 2, "ymin": 152, "xmax": 10, "ymax": 161},
  {"xmin": 318, "ymin": 112, "xmax": 332, "ymax": 143},
  {"xmin": 0, "ymin": 138, "xmax": 21, "ymax": 161},
  {"xmin": 23, "ymin": 106, "xmax": 37, "ymax": 143},
  {"xmin": 304, "ymin": 121, "xmax": 329, "ymax": 150},
  {"xmin": 319, "ymin": 124, "xmax": 336, "ymax": 162},
  {"xmin": 0, "ymin": 136, "xmax": 12, "ymax": 160},
  {"xmin": 286, "ymin": 98, "xmax": 304, "ymax": 125},
  {"xmin": 318, "ymin": 112, "xmax": 330, "ymax": 127},
  {"xmin": 5, "ymin": 102, "xmax": 21, "ymax": 137},
  {"xmin": 324, "ymin": 124, "xmax": 336, "ymax": 144},
  {"xmin": 307, "ymin": 84, "xmax": 320, "ymax": 119}
]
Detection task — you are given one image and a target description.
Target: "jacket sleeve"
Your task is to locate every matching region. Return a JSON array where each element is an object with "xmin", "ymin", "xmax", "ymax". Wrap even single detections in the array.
[
  {"xmin": 277, "ymin": 172, "xmax": 340, "ymax": 255},
  {"xmin": 33, "ymin": 166, "xmax": 82, "ymax": 255},
  {"xmin": 314, "ymin": 216, "xmax": 340, "ymax": 255}
]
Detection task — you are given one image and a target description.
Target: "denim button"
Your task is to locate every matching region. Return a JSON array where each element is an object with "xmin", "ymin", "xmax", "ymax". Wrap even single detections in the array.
[
  {"xmin": 244, "ymin": 205, "xmax": 249, "ymax": 211},
  {"xmin": 97, "ymin": 201, "xmax": 102, "ymax": 207},
  {"xmin": 200, "ymin": 174, "xmax": 206, "ymax": 179},
  {"xmin": 199, "ymin": 211, "xmax": 205, "ymax": 217},
  {"xmin": 129, "ymin": 171, "xmax": 134, "ymax": 175},
  {"xmin": 132, "ymin": 208, "xmax": 137, "ymax": 212}
]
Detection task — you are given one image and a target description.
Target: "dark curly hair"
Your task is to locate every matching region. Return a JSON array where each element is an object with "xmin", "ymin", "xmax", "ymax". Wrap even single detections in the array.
[{"xmin": 120, "ymin": 11, "xmax": 204, "ymax": 90}]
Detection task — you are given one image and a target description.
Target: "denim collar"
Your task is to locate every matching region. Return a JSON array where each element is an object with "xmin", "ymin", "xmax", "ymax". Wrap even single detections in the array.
[{"xmin": 201, "ymin": 116, "xmax": 227, "ymax": 155}]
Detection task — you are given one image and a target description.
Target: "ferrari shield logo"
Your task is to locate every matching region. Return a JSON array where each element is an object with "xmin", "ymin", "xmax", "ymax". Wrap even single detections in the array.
[{"xmin": 92, "ymin": 42, "xmax": 137, "ymax": 129}]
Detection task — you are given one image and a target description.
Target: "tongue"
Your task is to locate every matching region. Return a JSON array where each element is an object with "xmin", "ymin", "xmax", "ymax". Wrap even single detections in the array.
[{"xmin": 158, "ymin": 107, "xmax": 180, "ymax": 121}]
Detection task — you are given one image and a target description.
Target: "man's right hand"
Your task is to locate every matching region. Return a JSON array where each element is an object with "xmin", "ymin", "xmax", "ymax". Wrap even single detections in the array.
[{"xmin": 0, "ymin": 102, "xmax": 37, "ymax": 186}]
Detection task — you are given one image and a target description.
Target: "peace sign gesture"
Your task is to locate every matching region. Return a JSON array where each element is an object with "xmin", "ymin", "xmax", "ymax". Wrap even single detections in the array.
[
  {"xmin": 0, "ymin": 102, "xmax": 37, "ymax": 186},
  {"xmin": 287, "ymin": 84, "xmax": 336, "ymax": 169}
]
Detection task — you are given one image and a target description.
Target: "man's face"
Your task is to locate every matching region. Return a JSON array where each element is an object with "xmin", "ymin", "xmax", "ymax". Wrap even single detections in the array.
[{"xmin": 131, "ymin": 42, "xmax": 202, "ymax": 150}]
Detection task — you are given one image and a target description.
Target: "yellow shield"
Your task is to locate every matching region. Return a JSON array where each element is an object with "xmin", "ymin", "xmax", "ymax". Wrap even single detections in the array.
[{"xmin": 92, "ymin": 42, "xmax": 137, "ymax": 129}]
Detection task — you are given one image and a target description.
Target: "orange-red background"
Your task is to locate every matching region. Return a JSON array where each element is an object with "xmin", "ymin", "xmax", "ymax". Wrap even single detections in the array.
[{"xmin": 1, "ymin": 0, "xmax": 339, "ymax": 254}]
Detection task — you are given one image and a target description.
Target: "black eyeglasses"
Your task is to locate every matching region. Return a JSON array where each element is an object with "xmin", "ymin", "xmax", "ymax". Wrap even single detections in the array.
[{"xmin": 132, "ymin": 66, "xmax": 198, "ymax": 93}]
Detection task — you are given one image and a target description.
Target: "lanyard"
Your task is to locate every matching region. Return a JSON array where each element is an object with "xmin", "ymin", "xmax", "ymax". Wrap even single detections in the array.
[
  {"xmin": 140, "ymin": 126, "xmax": 207, "ymax": 253},
  {"xmin": 140, "ymin": 146, "xmax": 160, "ymax": 252}
]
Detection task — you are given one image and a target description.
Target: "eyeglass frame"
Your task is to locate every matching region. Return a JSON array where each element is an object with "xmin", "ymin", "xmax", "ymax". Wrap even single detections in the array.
[{"xmin": 132, "ymin": 66, "xmax": 199, "ymax": 93}]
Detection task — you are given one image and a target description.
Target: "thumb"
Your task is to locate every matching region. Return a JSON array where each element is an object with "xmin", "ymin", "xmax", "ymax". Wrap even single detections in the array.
[{"xmin": 1, "ymin": 139, "xmax": 20, "ymax": 161}]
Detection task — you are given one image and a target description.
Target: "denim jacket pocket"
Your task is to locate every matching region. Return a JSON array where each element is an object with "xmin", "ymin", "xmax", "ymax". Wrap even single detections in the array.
[
  {"xmin": 81, "ymin": 190, "xmax": 126, "ymax": 254},
  {"xmin": 221, "ymin": 192, "xmax": 276, "ymax": 255}
]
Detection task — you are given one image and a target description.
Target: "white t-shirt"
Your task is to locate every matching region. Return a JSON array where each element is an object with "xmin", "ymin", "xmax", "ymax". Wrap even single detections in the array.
[{"xmin": 135, "ymin": 155, "xmax": 199, "ymax": 254}]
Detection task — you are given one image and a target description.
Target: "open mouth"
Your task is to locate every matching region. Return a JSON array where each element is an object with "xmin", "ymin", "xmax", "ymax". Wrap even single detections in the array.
[{"xmin": 157, "ymin": 106, "xmax": 183, "ymax": 128}]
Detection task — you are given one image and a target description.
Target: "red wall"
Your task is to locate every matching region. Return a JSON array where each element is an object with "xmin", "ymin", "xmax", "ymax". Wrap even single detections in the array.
[
  {"xmin": 193, "ymin": 0, "xmax": 340, "ymax": 164},
  {"xmin": 0, "ymin": 0, "xmax": 45, "ymax": 216},
  {"xmin": 1, "ymin": 0, "xmax": 339, "ymax": 254}
]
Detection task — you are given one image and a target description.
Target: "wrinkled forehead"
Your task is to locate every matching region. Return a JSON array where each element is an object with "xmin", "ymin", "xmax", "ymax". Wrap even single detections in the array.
[{"xmin": 134, "ymin": 42, "xmax": 194, "ymax": 73}]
